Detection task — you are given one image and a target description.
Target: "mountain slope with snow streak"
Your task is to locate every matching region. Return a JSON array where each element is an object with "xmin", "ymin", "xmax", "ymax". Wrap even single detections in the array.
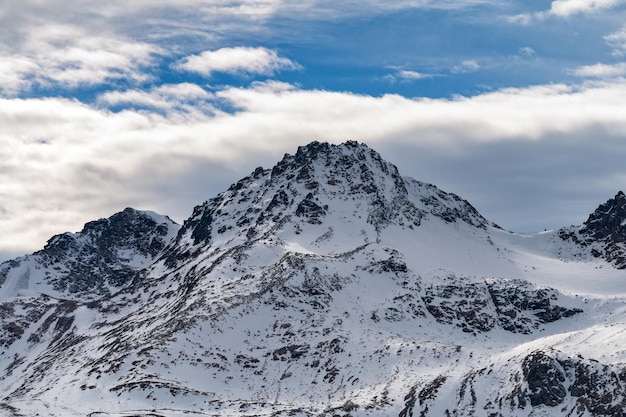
[{"xmin": 0, "ymin": 141, "xmax": 625, "ymax": 417}]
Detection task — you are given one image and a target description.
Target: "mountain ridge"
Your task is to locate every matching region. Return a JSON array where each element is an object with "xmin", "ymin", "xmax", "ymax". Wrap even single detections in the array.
[
  {"xmin": 0, "ymin": 141, "xmax": 625, "ymax": 417},
  {"xmin": 0, "ymin": 208, "xmax": 179, "ymax": 302}
]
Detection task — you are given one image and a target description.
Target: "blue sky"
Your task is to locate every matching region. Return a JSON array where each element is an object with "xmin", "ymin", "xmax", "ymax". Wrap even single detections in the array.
[{"xmin": 1, "ymin": 0, "xmax": 626, "ymax": 261}]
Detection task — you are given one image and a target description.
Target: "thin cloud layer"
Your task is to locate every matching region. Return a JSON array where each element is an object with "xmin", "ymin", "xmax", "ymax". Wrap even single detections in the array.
[
  {"xmin": 384, "ymin": 70, "xmax": 437, "ymax": 83},
  {"xmin": 606, "ymin": 26, "xmax": 626, "ymax": 56},
  {"xmin": 398, "ymin": 70, "xmax": 433, "ymax": 80},
  {"xmin": 98, "ymin": 83, "xmax": 215, "ymax": 112},
  {"xmin": 573, "ymin": 62, "xmax": 626, "ymax": 78},
  {"xmin": 452, "ymin": 60, "xmax": 481, "ymax": 74}
]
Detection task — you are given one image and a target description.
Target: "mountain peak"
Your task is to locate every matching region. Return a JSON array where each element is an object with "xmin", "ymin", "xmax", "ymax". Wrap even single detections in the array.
[
  {"xmin": 0, "ymin": 208, "xmax": 179, "ymax": 300},
  {"xmin": 581, "ymin": 190, "xmax": 626, "ymax": 241},
  {"xmin": 270, "ymin": 140, "xmax": 392, "ymax": 181},
  {"xmin": 166, "ymin": 141, "xmax": 497, "ymax": 270},
  {"xmin": 556, "ymin": 191, "xmax": 626, "ymax": 268},
  {"xmin": 167, "ymin": 140, "xmax": 421, "ymax": 264}
]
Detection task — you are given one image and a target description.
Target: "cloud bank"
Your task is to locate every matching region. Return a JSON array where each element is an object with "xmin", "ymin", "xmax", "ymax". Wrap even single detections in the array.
[{"xmin": 2, "ymin": 78, "xmax": 626, "ymax": 257}]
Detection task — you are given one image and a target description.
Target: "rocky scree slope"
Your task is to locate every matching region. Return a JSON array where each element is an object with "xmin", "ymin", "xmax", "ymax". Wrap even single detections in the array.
[{"xmin": 0, "ymin": 141, "xmax": 625, "ymax": 417}]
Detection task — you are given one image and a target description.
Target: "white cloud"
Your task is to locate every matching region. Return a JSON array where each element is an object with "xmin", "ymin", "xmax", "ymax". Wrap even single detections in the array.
[
  {"xmin": 517, "ymin": 47, "xmax": 536, "ymax": 57},
  {"xmin": 0, "ymin": 57, "xmax": 38, "ymax": 95},
  {"xmin": 549, "ymin": 0, "xmax": 625, "ymax": 16},
  {"xmin": 506, "ymin": 13, "xmax": 534, "ymax": 25},
  {"xmin": 507, "ymin": 0, "xmax": 626, "ymax": 23},
  {"xmin": 605, "ymin": 26, "xmax": 626, "ymax": 56},
  {"xmin": 175, "ymin": 46, "xmax": 301, "ymax": 77},
  {"xmin": 98, "ymin": 83, "xmax": 214, "ymax": 112},
  {"xmin": 452, "ymin": 60, "xmax": 481, "ymax": 73},
  {"xmin": 215, "ymin": 81, "xmax": 626, "ymax": 144},
  {"xmin": 572, "ymin": 62, "xmax": 626, "ymax": 78},
  {"xmin": 2, "ymin": 79, "xmax": 626, "ymax": 257},
  {"xmin": 384, "ymin": 70, "xmax": 436, "ymax": 83},
  {"xmin": 0, "ymin": 23, "xmax": 160, "ymax": 95},
  {"xmin": 398, "ymin": 70, "xmax": 434, "ymax": 80}
]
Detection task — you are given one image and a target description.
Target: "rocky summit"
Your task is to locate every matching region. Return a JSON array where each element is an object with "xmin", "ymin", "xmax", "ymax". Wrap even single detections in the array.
[
  {"xmin": 1, "ymin": 141, "xmax": 626, "ymax": 417},
  {"xmin": 557, "ymin": 191, "xmax": 626, "ymax": 269}
]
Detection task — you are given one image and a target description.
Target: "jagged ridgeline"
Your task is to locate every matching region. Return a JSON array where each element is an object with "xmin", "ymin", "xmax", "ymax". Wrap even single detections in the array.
[
  {"xmin": 559, "ymin": 191, "xmax": 626, "ymax": 269},
  {"xmin": 0, "ymin": 141, "xmax": 625, "ymax": 417}
]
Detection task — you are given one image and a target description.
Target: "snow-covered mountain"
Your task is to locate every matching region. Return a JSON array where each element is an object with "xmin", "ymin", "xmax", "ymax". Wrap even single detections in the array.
[
  {"xmin": 1, "ymin": 141, "xmax": 625, "ymax": 417},
  {"xmin": 0, "ymin": 208, "xmax": 179, "ymax": 302}
]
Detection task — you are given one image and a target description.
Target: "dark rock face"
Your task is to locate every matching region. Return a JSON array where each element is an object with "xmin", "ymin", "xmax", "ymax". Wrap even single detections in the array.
[
  {"xmin": 565, "ymin": 359, "xmax": 626, "ymax": 416},
  {"xmin": 42, "ymin": 209, "xmax": 166, "ymax": 261},
  {"xmin": 0, "ymin": 298, "xmax": 50, "ymax": 348},
  {"xmin": 272, "ymin": 141, "xmax": 424, "ymax": 231},
  {"xmin": 580, "ymin": 191, "xmax": 626, "ymax": 243},
  {"xmin": 0, "ymin": 208, "xmax": 179, "ymax": 300},
  {"xmin": 400, "ymin": 376, "xmax": 448, "ymax": 417},
  {"xmin": 522, "ymin": 351, "xmax": 567, "ymax": 407},
  {"xmin": 423, "ymin": 281, "xmax": 496, "ymax": 333},
  {"xmin": 489, "ymin": 281, "xmax": 583, "ymax": 332},
  {"xmin": 416, "ymin": 180, "xmax": 497, "ymax": 230},
  {"xmin": 560, "ymin": 191, "xmax": 626, "ymax": 269},
  {"xmin": 40, "ymin": 208, "xmax": 177, "ymax": 297},
  {"xmin": 423, "ymin": 277, "xmax": 582, "ymax": 334},
  {"xmin": 580, "ymin": 191, "xmax": 626, "ymax": 269},
  {"xmin": 512, "ymin": 350, "xmax": 626, "ymax": 416},
  {"xmin": 295, "ymin": 192, "xmax": 327, "ymax": 224}
]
